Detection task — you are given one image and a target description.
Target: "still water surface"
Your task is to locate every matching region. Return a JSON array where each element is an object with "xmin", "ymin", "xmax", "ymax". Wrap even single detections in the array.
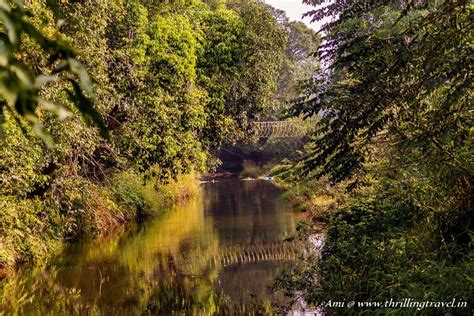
[{"xmin": 4, "ymin": 179, "xmax": 300, "ymax": 315}]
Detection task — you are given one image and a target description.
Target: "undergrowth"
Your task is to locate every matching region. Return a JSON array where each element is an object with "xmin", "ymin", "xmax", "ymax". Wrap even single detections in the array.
[
  {"xmin": 0, "ymin": 171, "xmax": 199, "ymax": 271},
  {"xmin": 239, "ymin": 160, "xmax": 265, "ymax": 179},
  {"xmin": 272, "ymin": 180, "xmax": 473, "ymax": 315}
]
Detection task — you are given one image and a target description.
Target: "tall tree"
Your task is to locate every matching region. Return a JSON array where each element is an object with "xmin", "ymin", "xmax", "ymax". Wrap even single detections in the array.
[
  {"xmin": 292, "ymin": 0, "xmax": 473, "ymax": 185},
  {"xmin": 197, "ymin": 1, "xmax": 287, "ymax": 151}
]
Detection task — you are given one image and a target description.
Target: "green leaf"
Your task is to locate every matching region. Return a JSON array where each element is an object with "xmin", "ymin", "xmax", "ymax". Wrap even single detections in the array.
[
  {"xmin": 0, "ymin": 9, "xmax": 19, "ymax": 47},
  {"xmin": 66, "ymin": 80, "xmax": 109, "ymax": 139},
  {"xmin": 0, "ymin": 38, "xmax": 12, "ymax": 66},
  {"xmin": 38, "ymin": 98, "xmax": 71, "ymax": 120},
  {"xmin": 67, "ymin": 58, "xmax": 94, "ymax": 97},
  {"xmin": 464, "ymin": 273, "xmax": 474, "ymax": 284},
  {"xmin": 34, "ymin": 75, "xmax": 58, "ymax": 89},
  {"xmin": 32, "ymin": 122, "xmax": 53, "ymax": 148},
  {"xmin": 45, "ymin": 0, "xmax": 60, "ymax": 20},
  {"xmin": 10, "ymin": 62, "xmax": 34, "ymax": 88}
]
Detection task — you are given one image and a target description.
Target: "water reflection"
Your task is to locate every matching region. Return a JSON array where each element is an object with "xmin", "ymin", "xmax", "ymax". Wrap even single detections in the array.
[{"xmin": 1, "ymin": 179, "xmax": 297, "ymax": 315}]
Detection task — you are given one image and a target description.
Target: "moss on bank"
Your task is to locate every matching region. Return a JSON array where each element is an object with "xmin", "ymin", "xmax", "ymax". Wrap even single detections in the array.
[{"xmin": 0, "ymin": 171, "xmax": 200, "ymax": 272}]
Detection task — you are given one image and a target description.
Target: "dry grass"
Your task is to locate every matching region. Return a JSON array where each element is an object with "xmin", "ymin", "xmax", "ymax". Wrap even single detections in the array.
[
  {"xmin": 239, "ymin": 160, "xmax": 264, "ymax": 178},
  {"xmin": 306, "ymin": 194, "xmax": 337, "ymax": 221}
]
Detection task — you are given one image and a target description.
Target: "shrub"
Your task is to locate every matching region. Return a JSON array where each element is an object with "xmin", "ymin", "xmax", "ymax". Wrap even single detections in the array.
[
  {"xmin": 0, "ymin": 197, "xmax": 62, "ymax": 268},
  {"xmin": 239, "ymin": 160, "xmax": 264, "ymax": 178},
  {"xmin": 275, "ymin": 194, "xmax": 474, "ymax": 314}
]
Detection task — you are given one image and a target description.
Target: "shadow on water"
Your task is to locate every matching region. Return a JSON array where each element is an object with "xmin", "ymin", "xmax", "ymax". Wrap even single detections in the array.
[{"xmin": 1, "ymin": 179, "xmax": 301, "ymax": 315}]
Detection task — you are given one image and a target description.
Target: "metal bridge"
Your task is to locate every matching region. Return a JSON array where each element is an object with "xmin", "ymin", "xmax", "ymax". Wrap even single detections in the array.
[{"xmin": 250, "ymin": 121, "xmax": 307, "ymax": 138}]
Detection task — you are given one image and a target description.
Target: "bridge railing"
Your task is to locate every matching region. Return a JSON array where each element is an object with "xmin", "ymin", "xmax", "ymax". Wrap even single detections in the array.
[{"xmin": 250, "ymin": 121, "xmax": 307, "ymax": 138}]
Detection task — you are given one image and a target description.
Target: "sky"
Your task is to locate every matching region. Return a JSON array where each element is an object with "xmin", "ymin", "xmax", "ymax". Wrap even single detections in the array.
[{"xmin": 264, "ymin": 0, "xmax": 323, "ymax": 31}]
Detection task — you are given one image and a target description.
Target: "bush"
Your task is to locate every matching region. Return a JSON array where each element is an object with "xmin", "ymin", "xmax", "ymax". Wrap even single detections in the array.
[
  {"xmin": 239, "ymin": 160, "xmax": 264, "ymax": 179},
  {"xmin": 0, "ymin": 197, "xmax": 62, "ymax": 268},
  {"xmin": 111, "ymin": 170, "xmax": 200, "ymax": 219},
  {"xmin": 275, "ymin": 194, "xmax": 474, "ymax": 314}
]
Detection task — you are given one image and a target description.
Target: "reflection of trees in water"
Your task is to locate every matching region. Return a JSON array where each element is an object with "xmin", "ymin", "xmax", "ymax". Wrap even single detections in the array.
[
  {"xmin": 219, "ymin": 261, "xmax": 291, "ymax": 307},
  {"xmin": 176, "ymin": 241, "xmax": 300, "ymax": 269},
  {"xmin": 1, "ymin": 180, "xmax": 296, "ymax": 314},
  {"xmin": 204, "ymin": 180, "xmax": 295, "ymax": 245},
  {"xmin": 1, "ymin": 265, "xmax": 274, "ymax": 315},
  {"xmin": 1, "ymin": 196, "xmax": 222, "ymax": 314},
  {"xmin": 143, "ymin": 277, "xmax": 274, "ymax": 315}
]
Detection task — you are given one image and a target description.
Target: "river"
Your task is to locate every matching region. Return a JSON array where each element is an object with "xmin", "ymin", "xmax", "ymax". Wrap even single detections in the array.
[{"xmin": 2, "ymin": 178, "xmax": 302, "ymax": 315}]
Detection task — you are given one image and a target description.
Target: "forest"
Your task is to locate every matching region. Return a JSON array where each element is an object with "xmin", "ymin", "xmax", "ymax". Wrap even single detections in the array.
[
  {"xmin": 0, "ymin": 0, "xmax": 472, "ymax": 314},
  {"xmin": 0, "ymin": 0, "xmax": 291, "ymax": 267}
]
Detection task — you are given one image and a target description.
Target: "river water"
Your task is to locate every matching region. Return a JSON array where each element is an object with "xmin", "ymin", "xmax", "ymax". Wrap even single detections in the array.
[{"xmin": 3, "ymin": 178, "xmax": 301, "ymax": 315}]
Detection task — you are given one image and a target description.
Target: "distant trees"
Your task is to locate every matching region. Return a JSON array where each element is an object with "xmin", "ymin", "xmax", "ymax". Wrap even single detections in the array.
[
  {"xmin": 263, "ymin": 5, "xmax": 321, "ymax": 116},
  {"xmin": 218, "ymin": 6, "xmax": 320, "ymax": 170},
  {"xmin": 277, "ymin": 20, "xmax": 320, "ymax": 101},
  {"xmin": 196, "ymin": 2, "xmax": 287, "ymax": 151}
]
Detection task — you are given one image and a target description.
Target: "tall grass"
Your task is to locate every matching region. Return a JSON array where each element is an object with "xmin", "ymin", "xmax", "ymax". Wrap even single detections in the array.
[{"xmin": 239, "ymin": 160, "xmax": 265, "ymax": 178}]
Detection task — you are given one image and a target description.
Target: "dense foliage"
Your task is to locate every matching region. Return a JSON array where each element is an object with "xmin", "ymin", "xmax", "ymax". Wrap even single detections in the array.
[
  {"xmin": 0, "ymin": 1, "xmax": 107, "ymax": 142},
  {"xmin": 294, "ymin": 0, "xmax": 472, "ymax": 185},
  {"xmin": 0, "ymin": 0, "xmax": 286, "ymax": 268},
  {"xmin": 277, "ymin": 0, "xmax": 473, "ymax": 313}
]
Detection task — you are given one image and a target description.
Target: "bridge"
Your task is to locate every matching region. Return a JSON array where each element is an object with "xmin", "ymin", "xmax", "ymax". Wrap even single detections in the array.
[{"xmin": 250, "ymin": 121, "xmax": 307, "ymax": 138}]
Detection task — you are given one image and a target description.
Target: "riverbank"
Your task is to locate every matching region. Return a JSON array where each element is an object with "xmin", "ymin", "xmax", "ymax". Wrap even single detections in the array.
[
  {"xmin": 272, "ymin": 174, "xmax": 474, "ymax": 314},
  {"xmin": 0, "ymin": 171, "xmax": 200, "ymax": 273}
]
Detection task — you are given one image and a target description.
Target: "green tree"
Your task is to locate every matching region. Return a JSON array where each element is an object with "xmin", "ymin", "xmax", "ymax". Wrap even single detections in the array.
[
  {"xmin": 0, "ymin": 0, "xmax": 107, "ymax": 142},
  {"xmin": 118, "ymin": 3, "xmax": 208, "ymax": 178},
  {"xmin": 293, "ymin": 0, "xmax": 472, "ymax": 185},
  {"xmin": 197, "ymin": 1, "xmax": 287, "ymax": 151}
]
